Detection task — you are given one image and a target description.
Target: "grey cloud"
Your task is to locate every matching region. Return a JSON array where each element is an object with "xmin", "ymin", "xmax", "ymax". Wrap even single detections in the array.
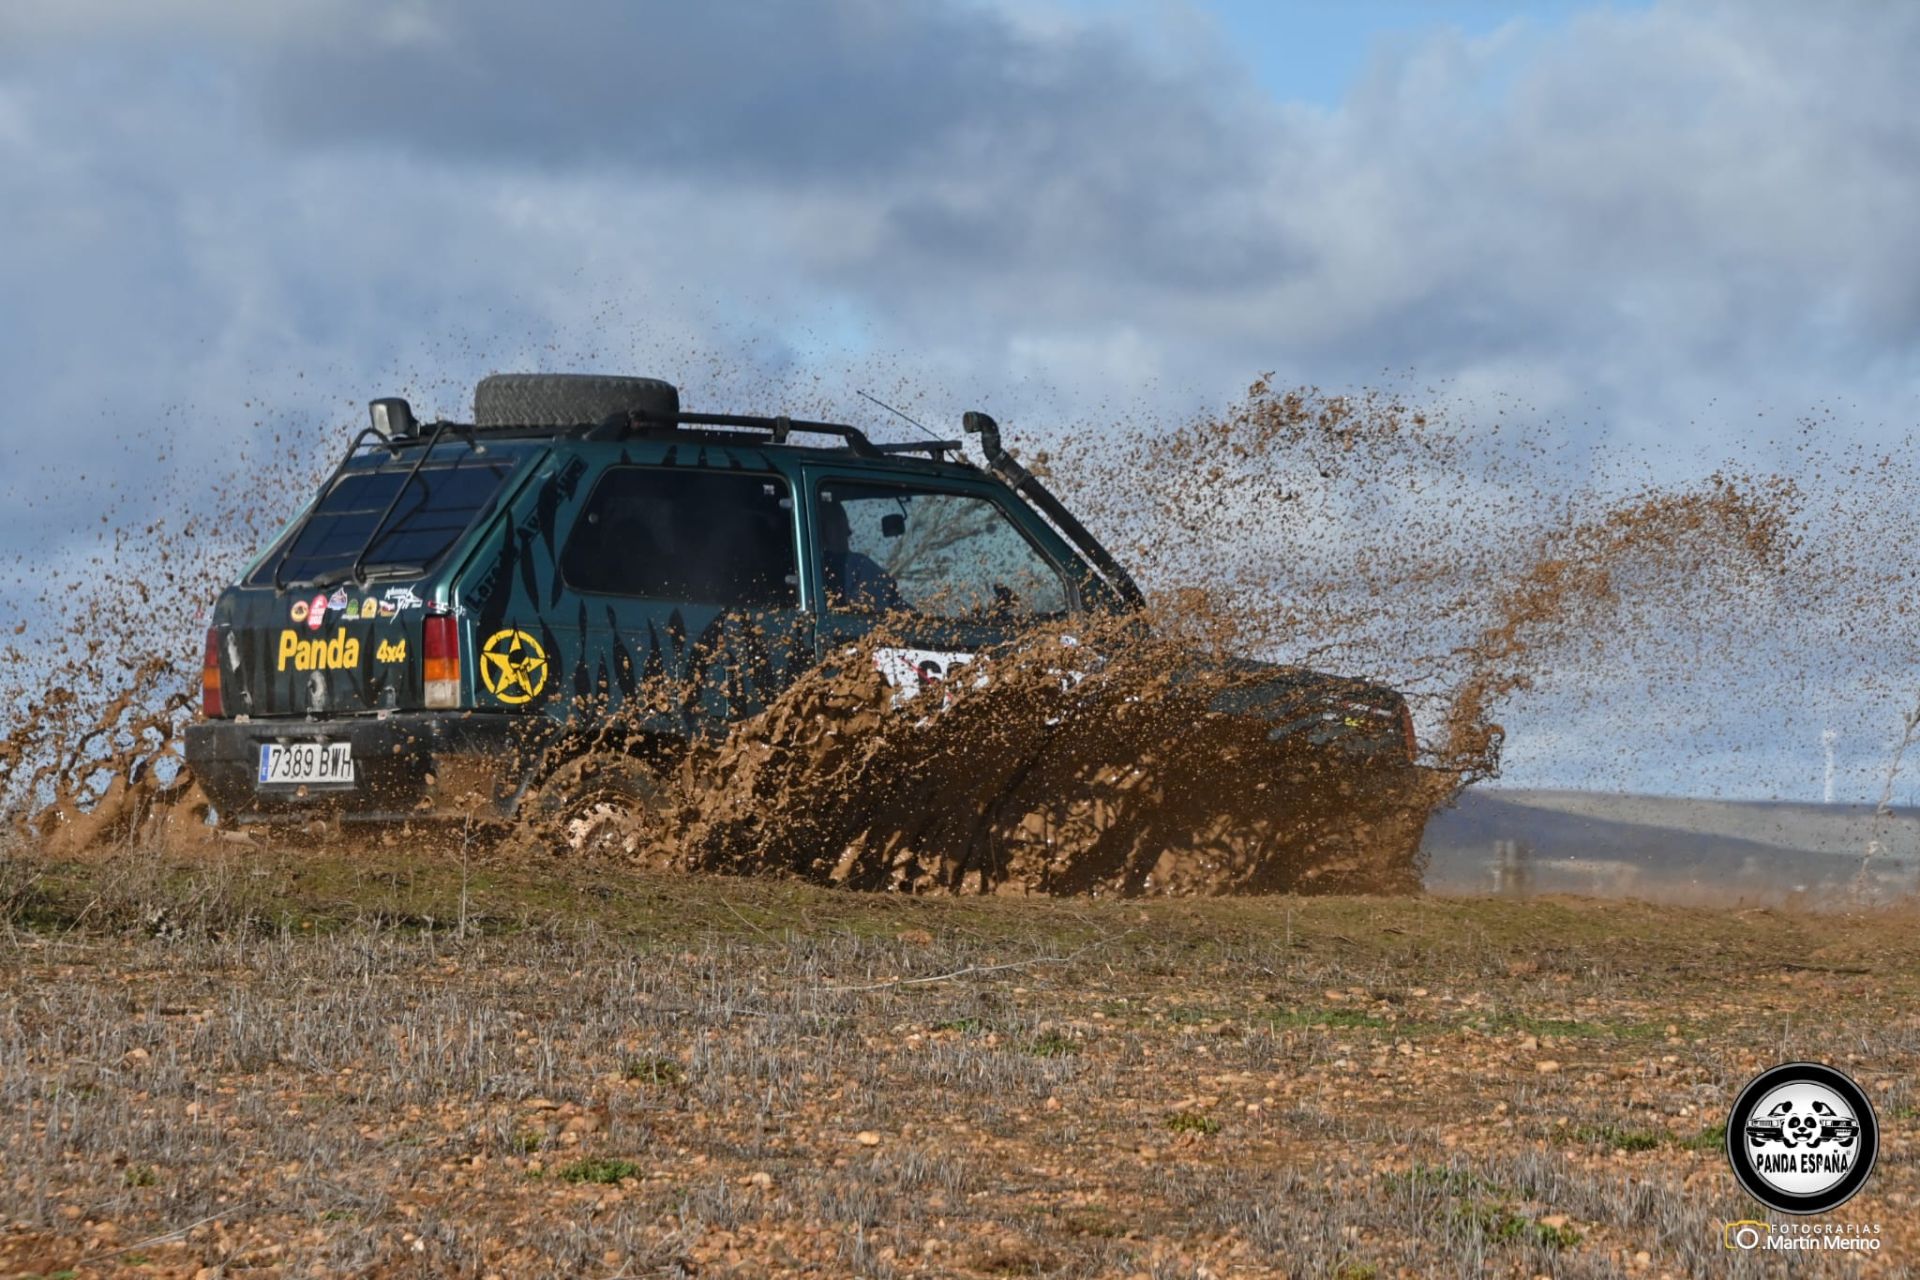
[
  {"xmin": 259, "ymin": 1, "xmax": 1232, "ymax": 180},
  {"xmin": 249, "ymin": 0, "xmax": 1289, "ymax": 321},
  {"xmin": 43, "ymin": 0, "xmax": 1915, "ymax": 421}
]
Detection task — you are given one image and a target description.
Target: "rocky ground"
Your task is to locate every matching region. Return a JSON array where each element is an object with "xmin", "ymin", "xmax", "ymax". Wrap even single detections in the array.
[{"xmin": 0, "ymin": 845, "xmax": 1914, "ymax": 1278}]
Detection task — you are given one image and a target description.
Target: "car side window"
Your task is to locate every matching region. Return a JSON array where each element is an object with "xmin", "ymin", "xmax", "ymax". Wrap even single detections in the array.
[
  {"xmin": 561, "ymin": 468, "xmax": 798, "ymax": 608},
  {"xmin": 818, "ymin": 481, "xmax": 1070, "ymax": 621}
]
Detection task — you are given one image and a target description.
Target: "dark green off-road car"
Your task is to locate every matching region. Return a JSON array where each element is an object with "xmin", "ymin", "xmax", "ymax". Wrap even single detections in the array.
[{"xmin": 185, "ymin": 374, "xmax": 1425, "ymax": 863}]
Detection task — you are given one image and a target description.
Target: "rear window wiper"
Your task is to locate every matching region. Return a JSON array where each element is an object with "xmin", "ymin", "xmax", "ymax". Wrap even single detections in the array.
[
  {"xmin": 285, "ymin": 564, "xmax": 424, "ymax": 591},
  {"xmin": 358, "ymin": 563, "xmax": 427, "ymax": 582}
]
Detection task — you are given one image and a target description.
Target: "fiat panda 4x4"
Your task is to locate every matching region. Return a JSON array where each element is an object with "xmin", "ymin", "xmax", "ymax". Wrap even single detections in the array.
[{"xmin": 184, "ymin": 374, "xmax": 1426, "ymax": 857}]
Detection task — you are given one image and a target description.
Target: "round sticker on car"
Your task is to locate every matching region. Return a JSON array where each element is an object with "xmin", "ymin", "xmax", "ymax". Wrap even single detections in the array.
[
  {"xmin": 1727, "ymin": 1062, "xmax": 1877, "ymax": 1215},
  {"xmin": 480, "ymin": 629, "xmax": 549, "ymax": 705}
]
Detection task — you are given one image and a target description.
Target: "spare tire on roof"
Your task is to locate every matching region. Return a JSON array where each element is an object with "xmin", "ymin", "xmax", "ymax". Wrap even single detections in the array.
[{"xmin": 473, "ymin": 373, "xmax": 680, "ymax": 428}]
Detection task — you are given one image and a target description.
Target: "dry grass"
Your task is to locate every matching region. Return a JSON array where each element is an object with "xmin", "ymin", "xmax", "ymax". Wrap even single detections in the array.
[{"xmin": 1, "ymin": 843, "xmax": 1916, "ymax": 1277}]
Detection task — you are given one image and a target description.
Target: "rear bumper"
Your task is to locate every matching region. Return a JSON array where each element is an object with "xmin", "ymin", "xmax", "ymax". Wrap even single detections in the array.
[{"xmin": 183, "ymin": 711, "xmax": 551, "ymax": 824}]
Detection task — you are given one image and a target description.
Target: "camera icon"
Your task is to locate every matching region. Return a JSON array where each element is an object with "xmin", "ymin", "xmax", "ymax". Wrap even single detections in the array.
[{"xmin": 1723, "ymin": 1220, "xmax": 1770, "ymax": 1251}]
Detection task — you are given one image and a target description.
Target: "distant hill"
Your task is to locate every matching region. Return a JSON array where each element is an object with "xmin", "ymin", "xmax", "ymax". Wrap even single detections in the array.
[{"xmin": 1421, "ymin": 787, "xmax": 1920, "ymax": 906}]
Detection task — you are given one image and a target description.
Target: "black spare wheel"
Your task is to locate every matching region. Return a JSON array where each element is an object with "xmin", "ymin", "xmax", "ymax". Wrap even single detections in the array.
[{"xmin": 473, "ymin": 373, "xmax": 680, "ymax": 428}]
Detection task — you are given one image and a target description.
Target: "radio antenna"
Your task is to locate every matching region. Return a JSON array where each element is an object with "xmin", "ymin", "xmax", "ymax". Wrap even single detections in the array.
[{"xmin": 857, "ymin": 389, "xmax": 945, "ymax": 444}]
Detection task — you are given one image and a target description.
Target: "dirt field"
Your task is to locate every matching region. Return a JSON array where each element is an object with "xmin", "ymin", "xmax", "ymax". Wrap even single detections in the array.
[{"xmin": 1, "ymin": 846, "xmax": 1914, "ymax": 1279}]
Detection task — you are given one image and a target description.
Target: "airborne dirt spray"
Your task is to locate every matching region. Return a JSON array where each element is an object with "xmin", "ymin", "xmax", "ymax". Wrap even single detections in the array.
[
  {"xmin": 0, "ymin": 432, "xmax": 331, "ymax": 855},
  {"xmin": 0, "ymin": 376, "xmax": 1889, "ymax": 894}
]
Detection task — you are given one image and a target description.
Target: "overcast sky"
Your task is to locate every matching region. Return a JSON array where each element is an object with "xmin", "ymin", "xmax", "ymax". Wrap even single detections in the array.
[{"xmin": 2, "ymin": 0, "xmax": 1916, "ymax": 797}]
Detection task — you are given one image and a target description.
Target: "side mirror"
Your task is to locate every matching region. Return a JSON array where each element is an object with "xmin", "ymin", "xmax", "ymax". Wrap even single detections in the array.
[
  {"xmin": 369, "ymin": 397, "xmax": 417, "ymax": 438},
  {"xmin": 880, "ymin": 513, "xmax": 907, "ymax": 539}
]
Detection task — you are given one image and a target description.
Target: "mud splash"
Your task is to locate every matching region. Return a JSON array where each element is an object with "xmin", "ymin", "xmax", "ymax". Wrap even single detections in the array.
[
  {"xmin": 0, "ymin": 376, "xmax": 1840, "ymax": 894},
  {"xmin": 655, "ymin": 619, "xmax": 1446, "ymax": 895},
  {"xmin": 0, "ymin": 659, "xmax": 205, "ymax": 856},
  {"xmin": 1433, "ymin": 472, "xmax": 1801, "ymax": 771},
  {"xmin": 1045, "ymin": 380, "xmax": 1812, "ymax": 779},
  {"xmin": 0, "ymin": 432, "xmax": 328, "ymax": 855}
]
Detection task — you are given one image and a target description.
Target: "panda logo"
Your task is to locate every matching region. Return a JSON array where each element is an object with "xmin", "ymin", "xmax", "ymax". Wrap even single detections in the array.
[
  {"xmin": 1727, "ymin": 1063, "xmax": 1877, "ymax": 1214},
  {"xmin": 1749, "ymin": 1097, "xmax": 1859, "ymax": 1150},
  {"xmin": 1778, "ymin": 1100, "xmax": 1820, "ymax": 1148}
]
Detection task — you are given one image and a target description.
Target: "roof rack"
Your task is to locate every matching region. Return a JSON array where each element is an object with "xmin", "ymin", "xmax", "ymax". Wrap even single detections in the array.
[
  {"xmin": 871, "ymin": 440, "xmax": 966, "ymax": 458},
  {"xmin": 602, "ymin": 411, "xmax": 965, "ymax": 461},
  {"xmin": 371, "ymin": 400, "xmax": 969, "ymax": 461}
]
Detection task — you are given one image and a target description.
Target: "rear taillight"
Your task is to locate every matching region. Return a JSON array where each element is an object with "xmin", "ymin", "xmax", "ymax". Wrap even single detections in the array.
[
  {"xmin": 201, "ymin": 626, "xmax": 224, "ymax": 718},
  {"xmin": 423, "ymin": 611, "xmax": 460, "ymax": 708}
]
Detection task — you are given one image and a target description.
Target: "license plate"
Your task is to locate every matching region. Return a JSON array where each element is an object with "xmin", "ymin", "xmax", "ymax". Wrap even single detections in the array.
[{"xmin": 257, "ymin": 742, "xmax": 355, "ymax": 787}]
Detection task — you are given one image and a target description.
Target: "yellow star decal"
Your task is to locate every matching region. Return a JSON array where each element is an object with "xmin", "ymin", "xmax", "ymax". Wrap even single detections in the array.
[{"xmin": 480, "ymin": 629, "xmax": 548, "ymax": 705}]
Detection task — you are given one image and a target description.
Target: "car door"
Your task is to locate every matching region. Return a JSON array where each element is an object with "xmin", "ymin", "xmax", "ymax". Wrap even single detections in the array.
[
  {"xmin": 802, "ymin": 471, "xmax": 1078, "ymax": 702},
  {"xmin": 546, "ymin": 454, "xmax": 814, "ymax": 735}
]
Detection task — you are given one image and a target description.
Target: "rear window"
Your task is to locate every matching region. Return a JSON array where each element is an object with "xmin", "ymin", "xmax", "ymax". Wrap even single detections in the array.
[
  {"xmin": 561, "ymin": 468, "xmax": 797, "ymax": 609},
  {"xmin": 251, "ymin": 445, "xmax": 528, "ymax": 587}
]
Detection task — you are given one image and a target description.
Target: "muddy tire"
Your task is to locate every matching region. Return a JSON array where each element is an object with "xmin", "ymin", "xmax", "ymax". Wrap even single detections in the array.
[
  {"xmin": 514, "ymin": 753, "xmax": 662, "ymax": 859},
  {"xmin": 473, "ymin": 374, "xmax": 679, "ymax": 429}
]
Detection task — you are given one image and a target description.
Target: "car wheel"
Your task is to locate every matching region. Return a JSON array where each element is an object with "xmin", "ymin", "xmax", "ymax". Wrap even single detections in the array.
[{"xmin": 518, "ymin": 753, "xmax": 661, "ymax": 859}]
